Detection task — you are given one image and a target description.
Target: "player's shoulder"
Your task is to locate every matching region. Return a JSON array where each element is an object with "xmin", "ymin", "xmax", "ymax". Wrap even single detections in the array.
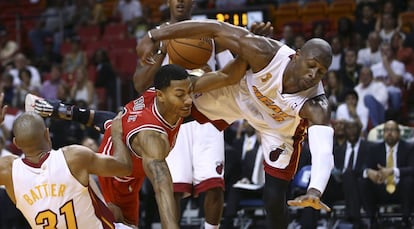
[{"xmin": 0, "ymin": 155, "xmax": 18, "ymax": 179}]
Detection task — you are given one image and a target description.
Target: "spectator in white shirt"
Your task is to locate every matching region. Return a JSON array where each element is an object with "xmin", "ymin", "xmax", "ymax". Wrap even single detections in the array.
[
  {"xmin": 336, "ymin": 90, "xmax": 369, "ymax": 135},
  {"xmin": 329, "ymin": 36, "xmax": 343, "ymax": 71},
  {"xmin": 354, "ymin": 67, "xmax": 388, "ymax": 128},
  {"xmin": 357, "ymin": 31, "xmax": 382, "ymax": 67},
  {"xmin": 370, "ymin": 42, "xmax": 405, "ymax": 113},
  {"xmin": 8, "ymin": 53, "xmax": 41, "ymax": 89},
  {"xmin": 113, "ymin": 0, "xmax": 144, "ymax": 33}
]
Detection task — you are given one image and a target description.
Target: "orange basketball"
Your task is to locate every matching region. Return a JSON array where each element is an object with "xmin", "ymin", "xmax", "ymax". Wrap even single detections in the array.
[{"xmin": 167, "ymin": 38, "xmax": 213, "ymax": 70}]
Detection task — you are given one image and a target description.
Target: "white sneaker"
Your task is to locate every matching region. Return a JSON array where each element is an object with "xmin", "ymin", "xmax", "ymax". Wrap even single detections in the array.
[{"xmin": 25, "ymin": 93, "xmax": 44, "ymax": 112}]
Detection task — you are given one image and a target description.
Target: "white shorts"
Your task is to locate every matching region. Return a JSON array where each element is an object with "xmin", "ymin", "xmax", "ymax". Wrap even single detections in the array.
[
  {"xmin": 166, "ymin": 121, "xmax": 225, "ymax": 197},
  {"xmin": 192, "ymin": 85, "xmax": 305, "ymax": 181}
]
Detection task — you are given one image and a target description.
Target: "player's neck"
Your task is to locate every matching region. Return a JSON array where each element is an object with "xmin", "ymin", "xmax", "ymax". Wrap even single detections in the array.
[
  {"xmin": 282, "ymin": 61, "xmax": 300, "ymax": 94},
  {"xmin": 155, "ymin": 98, "xmax": 180, "ymax": 126}
]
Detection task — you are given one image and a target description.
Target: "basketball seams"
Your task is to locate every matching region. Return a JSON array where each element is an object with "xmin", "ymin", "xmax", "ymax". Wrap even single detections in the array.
[
  {"xmin": 167, "ymin": 38, "xmax": 213, "ymax": 69},
  {"xmin": 172, "ymin": 39, "xmax": 213, "ymax": 52}
]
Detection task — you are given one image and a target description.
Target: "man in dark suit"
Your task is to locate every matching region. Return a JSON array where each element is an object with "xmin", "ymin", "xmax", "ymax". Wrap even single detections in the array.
[
  {"xmin": 334, "ymin": 120, "xmax": 372, "ymax": 228},
  {"xmin": 222, "ymin": 120, "xmax": 263, "ymax": 229},
  {"xmin": 360, "ymin": 120, "xmax": 414, "ymax": 228}
]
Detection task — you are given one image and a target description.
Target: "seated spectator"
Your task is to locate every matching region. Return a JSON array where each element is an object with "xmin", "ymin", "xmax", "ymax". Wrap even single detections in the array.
[
  {"xmin": 371, "ymin": 42, "xmax": 406, "ymax": 116},
  {"xmin": 89, "ymin": 0, "xmax": 107, "ymax": 29},
  {"xmin": 377, "ymin": 13, "xmax": 402, "ymax": 44},
  {"xmin": 328, "ymin": 36, "xmax": 344, "ymax": 71},
  {"xmin": 29, "ymin": 0, "xmax": 76, "ymax": 56},
  {"xmin": 280, "ymin": 25, "xmax": 295, "ymax": 48},
  {"xmin": 293, "ymin": 35, "xmax": 306, "ymax": 50},
  {"xmin": 0, "ymin": 25, "xmax": 19, "ymax": 67},
  {"xmin": 354, "ymin": 2, "xmax": 377, "ymax": 41},
  {"xmin": 333, "ymin": 120, "xmax": 372, "ymax": 228},
  {"xmin": 62, "ymin": 36, "xmax": 87, "ymax": 74},
  {"xmin": 0, "ymin": 73, "xmax": 16, "ymax": 106},
  {"xmin": 357, "ymin": 31, "xmax": 382, "ymax": 67},
  {"xmin": 336, "ymin": 89, "xmax": 369, "ymax": 135},
  {"xmin": 222, "ymin": 120, "xmax": 264, "ymax": 229},
  {"xmin": 92, "ymin": 49, "xmax": 118, "ymax": 111},
  {"xmin": 39, "ymin": 63, "xmax": 67, "ymax": 100},
  {"xmin": 113, "ymin": 0, "xmax": 145, "ymax": 34},
  {"xmin": 354, "ymin": 67, "xmax": 388, "ymax": 128},
  {"xmin": 8, "ymin": 53, "xmax": 42, "ymax": 89},
  {"xmin": 14, "ymin": 69, "xmax": 40, "ymax": 110},
  {"xmin": 360, "ymin": 120, "xmax": 414, "ymax": 228},
  {"xmin": 338, "ymin": 49, "xmax": 362, "ymax": 89},
  {"xmin": 394, "ymin": 32, "xmax": 414, "ymax": 78},
  {"xmin": 70, "ymin": 67, "xmax": 95, "ymax": 109},
  {"xmin": 324, "ymin": 70, "xmax": 346, "ymax": 116},
  {"xmin": 33, "ymin": 36, "xmax": 63, "ymax": 74}
]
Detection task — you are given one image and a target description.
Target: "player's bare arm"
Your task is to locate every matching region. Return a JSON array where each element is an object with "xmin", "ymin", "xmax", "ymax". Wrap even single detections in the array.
[
  {"xmin": 132, "ymin": 130, "xmax": 179, "ymax": 229},
  {"xmin": 0, "ymin": 155, "xmax": 18, "ymax": 203},
  {"xmin": 288, "ymin": 94, "xmax": 333, "ymax": 212},
  {"xmin": 63, "ymin": 113, "xmax": 133, "ymax": 186},
  {"xmin": 138, "ymin": 20, "xmax": 280, "ymax": 73},
  {"xmin": 192, "ymin": 57, "xmax": 248, "ymax": 93},
  {"xmin": 299, "ymin": 94, "xmax": 331, "ymax": 125}
]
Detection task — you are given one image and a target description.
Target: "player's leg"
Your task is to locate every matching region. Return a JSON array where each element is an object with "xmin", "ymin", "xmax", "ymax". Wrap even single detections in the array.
[
  {"xmin": 192, "ymin": 122, "xmax": 225, "ymax": 229},
  {"xmin": 165, "ymin": 123, "xmax": 194, "ymax": 223},
  {"xmin": 263, "ymin": 173, "xmax": 290, "ymax": 229},
  {"xmin": 26, "ymin": 94, "xmax": 116, "ymax": 133}
]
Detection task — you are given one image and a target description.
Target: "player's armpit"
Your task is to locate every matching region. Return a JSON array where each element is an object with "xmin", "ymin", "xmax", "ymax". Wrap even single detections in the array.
[
  {"xmin": 299, "ymin": 94, "xmax": 331, "ymax": 125},
  {"xmin": 192, "ymin": 57, "xmax": 248, "ymax": 93}
]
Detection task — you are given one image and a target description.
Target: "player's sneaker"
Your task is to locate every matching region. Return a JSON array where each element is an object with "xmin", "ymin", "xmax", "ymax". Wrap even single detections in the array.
[
  {"xmin": 25, "ymin": 93, "xmax": 71, "ymax": 119},
  {"xmin": 25, "ymin": 93, "xmax": 43, "ymax": 112}
]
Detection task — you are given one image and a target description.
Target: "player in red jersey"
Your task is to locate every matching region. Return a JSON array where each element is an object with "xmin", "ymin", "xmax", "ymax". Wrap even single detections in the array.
[{"xmin": 29, "ymin": 61, "xmax": 247, "ymax": 228}]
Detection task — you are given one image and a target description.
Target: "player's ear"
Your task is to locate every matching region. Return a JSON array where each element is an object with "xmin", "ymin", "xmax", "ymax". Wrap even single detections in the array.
[
  {"xmin": 156, "ymin": 89, "xmax": 166, "ymax": 103},
  {"xmin": 12, "ymin": 138, "xmax": 21, "ymax": 150}
]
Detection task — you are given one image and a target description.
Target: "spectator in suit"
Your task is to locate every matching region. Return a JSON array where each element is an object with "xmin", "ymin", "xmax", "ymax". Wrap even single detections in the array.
[
  {"xmin": 222, "ymin": 120, "xmax": 264, "ymax": 229},
  {"xmin": 334, "ymin": 120, "xmax": 371, "ymax": 228},
  {"xmin": 360, "ymin": 120, "xmax": 414, "ymax": 228}
]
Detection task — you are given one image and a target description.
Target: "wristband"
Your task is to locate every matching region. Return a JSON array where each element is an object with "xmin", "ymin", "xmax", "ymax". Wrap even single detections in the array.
[{"xmin": 147, "ymin": 30, "xmax": 156, "ymax": 43}]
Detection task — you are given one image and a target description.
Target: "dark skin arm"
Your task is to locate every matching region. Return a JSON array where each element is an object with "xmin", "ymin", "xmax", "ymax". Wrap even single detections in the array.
[
  {"xmin": 288, "ymin": 94, "xmax": 332, "ymax": 212},
  {"xmin": 130, "ymin": 130, "xmax": 178, "ymax": 229},
  {"xmin": 137, "ymin": 20, "xmax": 280, "ymax": 73},
  {"xmin": 134, "ymin": 22, "xmax": 273, "ymax": 94},
  {"xmin": 65, "ymin": 112, "xmax": 133, "ymax": 186}
]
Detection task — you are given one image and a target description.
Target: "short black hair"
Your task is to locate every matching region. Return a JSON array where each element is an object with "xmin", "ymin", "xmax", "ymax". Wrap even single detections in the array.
[
  {"xmin": 344, "ymin": 89, "xmax": 358, "ymax": 100},
  {"xmin": 154, "ymin": 64, "xmax": 190, "ymax": 90}
]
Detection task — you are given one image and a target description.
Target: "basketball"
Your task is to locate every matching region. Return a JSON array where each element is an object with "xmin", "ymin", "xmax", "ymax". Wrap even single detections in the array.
[{"xmin": 167, "ymin": 38, "xmax": 213, "ymax": 70}]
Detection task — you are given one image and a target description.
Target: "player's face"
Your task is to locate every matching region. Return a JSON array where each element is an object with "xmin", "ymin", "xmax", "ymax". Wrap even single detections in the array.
[
  {"xmin": 163, "ymin": 79, "xmax": 193, "ymax": 118},
  {"xmin": 169, "ymin": 0, "xmax": 193, "ymax": 22},
  {"xmin": 295, "ymin": 57, "xmax": 327, "ymax": 90}
]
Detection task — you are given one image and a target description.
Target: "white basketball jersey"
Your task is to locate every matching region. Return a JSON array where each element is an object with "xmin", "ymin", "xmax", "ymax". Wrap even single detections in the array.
[
  {"xmin": 236, "ymin": 45, "xmax": 324, "ymax": 165},
  {"xmin": 12, "ymin": 149, "xmax": 114, "ymax": 229}
]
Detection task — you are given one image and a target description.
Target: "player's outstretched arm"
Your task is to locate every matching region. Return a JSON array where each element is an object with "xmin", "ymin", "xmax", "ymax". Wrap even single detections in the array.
[
  {"xmin": 137, "ymin": 20, "xmax": 278, "ymax": 73},
  {"xmin": 132, "ymin": 130, "xmax": 179, "ymax": 229},
  {"xmin": 191, "ymin": 57, "xmax": 248, "ymax": 93},
  {"xmin": 64, "ymin": 113, "xmax": 132, "ymax": 186},
  {"xmin": 288, "ymin": 95, "xmax": 333, "ymax": 212}
]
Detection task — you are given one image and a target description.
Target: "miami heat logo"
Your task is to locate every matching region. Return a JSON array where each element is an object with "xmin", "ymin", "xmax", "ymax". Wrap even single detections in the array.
[
  {"xmin": 269, "ymin": 144, "xmax": 286, "ymax": 162},
  {"xmin": 215, "ymin": 161, "xmax": 224, "ymax": 175}
]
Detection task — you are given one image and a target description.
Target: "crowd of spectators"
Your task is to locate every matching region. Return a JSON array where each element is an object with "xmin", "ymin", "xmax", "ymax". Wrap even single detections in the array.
[{"xmin": 0, "ymin": 0, "xmax": 414, "ymax": 228}]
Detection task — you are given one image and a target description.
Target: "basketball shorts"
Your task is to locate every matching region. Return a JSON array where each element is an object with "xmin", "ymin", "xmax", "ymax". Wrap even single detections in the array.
[{"xmin": 166, "ymin": 121, "xmax": 225, "ymax": 197}]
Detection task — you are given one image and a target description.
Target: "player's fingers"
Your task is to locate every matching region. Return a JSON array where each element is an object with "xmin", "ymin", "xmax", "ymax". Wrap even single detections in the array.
[
  {"xmin": 287, "ymin": 199, "xmax": 304, "ymax": 207},
  {"xmin": 319, "ymin": 201, "xmax": 331, "ymax": 212}
]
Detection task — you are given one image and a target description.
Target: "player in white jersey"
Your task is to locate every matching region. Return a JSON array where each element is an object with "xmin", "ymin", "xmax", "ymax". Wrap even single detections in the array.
[
  {"xmin": 138, "ymin": 20, "xmax": 335, "ymax": 229},
  {"xmin": 0, "ymin": 104, "xmax": 133, "ymax": 229},
  {"xmin": 133, "ymin": 1, "xmax": 272, "ymax": 228}
]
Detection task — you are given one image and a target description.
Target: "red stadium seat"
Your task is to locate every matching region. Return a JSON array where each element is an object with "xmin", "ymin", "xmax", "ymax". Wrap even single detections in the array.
[{"xmin": 102, "ymin": 23, "xmax": 128, "ymax": 41}]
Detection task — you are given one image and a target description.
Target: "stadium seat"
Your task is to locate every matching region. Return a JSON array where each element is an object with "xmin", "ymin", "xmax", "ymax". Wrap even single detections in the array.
[
  {"xmin": 273, "ymin": 8, "xmax": 300, "ymax": 32},
  {"xmin": 102, "ymin": 23, "xmax": 128, "ymax": 41},
  {"xmin": 77, "ymin": 25, "xmax": 101, "ymax": 44},
  {"xmin": 110, "ymin": 38, "xmax": 137, "ymax": 52}
]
